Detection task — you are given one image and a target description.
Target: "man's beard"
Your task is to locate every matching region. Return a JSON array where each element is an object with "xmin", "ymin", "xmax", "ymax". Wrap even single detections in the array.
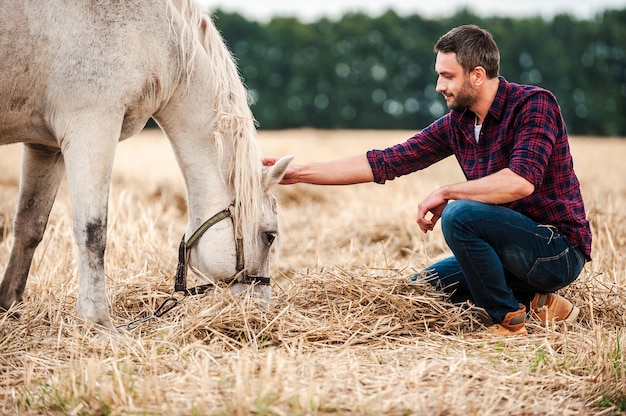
[{"xmin": 447, "ymin": 79, "xmax": 478, "ymax": 110}]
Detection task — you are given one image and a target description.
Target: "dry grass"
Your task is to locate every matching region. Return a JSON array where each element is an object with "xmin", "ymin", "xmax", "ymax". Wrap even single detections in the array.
[{"xmin": 0, "ymin": 129, "xmax": 625, "ymax": 415}]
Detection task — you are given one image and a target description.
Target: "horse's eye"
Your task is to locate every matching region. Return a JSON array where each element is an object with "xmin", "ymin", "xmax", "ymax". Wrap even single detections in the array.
[{"xmin": 264, "ymin": 231, "xmax": 277, "ymax": 245}]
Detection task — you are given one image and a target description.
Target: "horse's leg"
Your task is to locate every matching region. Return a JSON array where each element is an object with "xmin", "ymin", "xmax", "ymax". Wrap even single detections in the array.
[
  {"xmin": 0, "ymin": 144, "xmax": 65, "ymax": 312},
  {"xmin": 61, "ymin": 121, "xmax": 119, "ymax": 330}
]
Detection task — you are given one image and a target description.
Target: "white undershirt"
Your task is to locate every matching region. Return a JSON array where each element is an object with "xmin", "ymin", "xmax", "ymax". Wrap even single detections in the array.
[{"xmin": 474, "ymin": 116, "xmax": 482, "ymax": 142}]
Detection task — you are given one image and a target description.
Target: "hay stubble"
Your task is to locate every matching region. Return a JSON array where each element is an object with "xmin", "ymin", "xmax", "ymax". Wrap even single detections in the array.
[{"xmin": 0, "ymin": 129, "xmax": 624, "ymax": 415}]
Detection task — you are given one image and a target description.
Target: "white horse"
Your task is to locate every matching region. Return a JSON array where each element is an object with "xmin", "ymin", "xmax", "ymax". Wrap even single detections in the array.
[{"xmin": 0, "ymin": 0, "xmax": 293, "ymax": 329}]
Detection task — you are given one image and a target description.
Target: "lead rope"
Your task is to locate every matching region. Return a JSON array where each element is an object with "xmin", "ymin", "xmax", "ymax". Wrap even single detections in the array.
[{"xmin": 116, "ymin": 207, "xmax": 240, "ymax": 331}]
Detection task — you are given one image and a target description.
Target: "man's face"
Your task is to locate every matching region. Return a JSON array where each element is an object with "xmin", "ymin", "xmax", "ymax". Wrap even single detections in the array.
[{"xmin": 435, "ymin": 51, "xmax": 477, "ymax": 110}]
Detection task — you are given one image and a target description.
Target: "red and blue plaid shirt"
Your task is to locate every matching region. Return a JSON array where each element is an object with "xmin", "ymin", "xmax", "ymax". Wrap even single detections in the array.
[{"xmin": 367, "ymin": 77, "xmax": 592, "ymax": 259}]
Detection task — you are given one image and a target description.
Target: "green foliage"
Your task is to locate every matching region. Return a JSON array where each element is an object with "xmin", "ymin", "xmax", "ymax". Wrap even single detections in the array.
[
  {"xmin": 208, "ymin": 8, "xmax": 626, "ymax": 136},
  {"xmin": 531, "ymin": 347, "xmax": 548, "ymax": 373},
  {"xmin": 599, "ymin": 392, "xmax": 626, "ymax": 411}
]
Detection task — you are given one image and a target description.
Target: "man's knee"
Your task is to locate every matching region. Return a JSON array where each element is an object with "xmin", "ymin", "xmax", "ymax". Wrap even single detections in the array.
[{"xmin": 441, "ymin": 200, "xmax": 484, "ymax": 234}]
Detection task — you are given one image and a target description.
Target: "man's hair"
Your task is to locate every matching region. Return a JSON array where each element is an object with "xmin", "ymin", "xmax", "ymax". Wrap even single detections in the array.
[{"xmin": 434, "ymin": 25, "xmax": 500, "ymax": 78}]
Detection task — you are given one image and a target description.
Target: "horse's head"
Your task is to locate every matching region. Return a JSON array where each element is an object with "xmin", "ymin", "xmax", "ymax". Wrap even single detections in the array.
[{"xmin": 186, "ymin": 156, "xmax": 293, "ymax": 303}]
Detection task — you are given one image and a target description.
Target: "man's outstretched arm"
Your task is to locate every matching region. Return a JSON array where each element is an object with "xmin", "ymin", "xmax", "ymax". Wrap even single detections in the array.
[{"xmin": 263, "ymin": 154, "xmax": 374, "ymax": 185}]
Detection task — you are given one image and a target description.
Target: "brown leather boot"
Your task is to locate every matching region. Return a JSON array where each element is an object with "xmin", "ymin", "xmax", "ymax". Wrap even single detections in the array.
[
  {"xmin": 482, "ymin": 304, "xmax": 528, "ymax": 336},
  {"xmin": 531, "ymin": 293, "xmax": 579, "ymax": 323}
]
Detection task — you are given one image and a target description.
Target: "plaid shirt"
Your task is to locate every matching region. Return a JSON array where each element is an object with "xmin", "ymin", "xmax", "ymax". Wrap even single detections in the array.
[{"xmin": 367, "ymin": 77, "xmax": 592, "ymax": 259}]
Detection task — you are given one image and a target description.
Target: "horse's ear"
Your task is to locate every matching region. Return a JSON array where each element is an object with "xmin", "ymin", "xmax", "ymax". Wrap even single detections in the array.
[{"xmin": 263, "ymin": 155, "xmax": 294, "ymax": 190}]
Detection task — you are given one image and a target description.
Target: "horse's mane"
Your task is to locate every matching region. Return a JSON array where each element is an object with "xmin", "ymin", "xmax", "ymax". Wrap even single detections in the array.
[{"xmin": 172, "ymin": 0, "xmax": 266, "ymax": 241}]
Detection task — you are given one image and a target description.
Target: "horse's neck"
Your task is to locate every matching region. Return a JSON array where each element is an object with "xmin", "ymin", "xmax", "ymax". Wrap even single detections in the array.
[
  {"xmin": 155, "ymin": 0, "xmax": 262, "ymax": 230},
  {"xmin": 180, "ymin": 135, "xmax": 234, "ymax": 228}
]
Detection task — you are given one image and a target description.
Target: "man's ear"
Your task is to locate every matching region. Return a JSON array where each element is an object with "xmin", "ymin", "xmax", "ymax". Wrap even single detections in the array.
[
  {"xmin": 263, "ymin": 155, "xmax": 295, "ymax": 190},
  {"xmin": 472, "ymin": 65, "xmax": 487, "ymax": 86}
]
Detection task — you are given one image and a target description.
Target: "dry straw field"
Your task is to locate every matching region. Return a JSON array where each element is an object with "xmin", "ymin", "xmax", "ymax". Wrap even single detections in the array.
[{"xmin": 1, "ymin": 129, "xmax": 625, "ymax": 415}]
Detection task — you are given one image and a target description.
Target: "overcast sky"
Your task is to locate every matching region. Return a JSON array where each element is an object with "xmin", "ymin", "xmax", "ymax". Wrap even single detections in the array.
[{"xmin": 197, "ymin": 0, "xmax": 625, "ymax": 21}]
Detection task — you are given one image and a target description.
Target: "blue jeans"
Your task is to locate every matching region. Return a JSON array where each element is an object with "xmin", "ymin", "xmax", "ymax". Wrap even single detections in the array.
[{"xmin": 414, "ymin": 200, "xmax": 585, "ymax": 324}]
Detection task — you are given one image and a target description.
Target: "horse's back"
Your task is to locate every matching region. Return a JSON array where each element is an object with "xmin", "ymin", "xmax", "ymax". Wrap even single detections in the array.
[{"xmin": 0, "ymin": 0, "xmax": 177, "ymax": 145}]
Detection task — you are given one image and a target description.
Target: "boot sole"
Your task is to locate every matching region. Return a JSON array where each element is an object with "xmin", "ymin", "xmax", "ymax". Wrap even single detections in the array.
[{"xmin": 563, "ymin": 304, "xmax": 580, "ymax": 323}]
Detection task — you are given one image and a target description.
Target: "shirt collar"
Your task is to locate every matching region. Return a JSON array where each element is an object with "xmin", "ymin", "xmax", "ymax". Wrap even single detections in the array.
[{"xmin": 488, "ymin": 76, "xmax": 509, "ymax": 122}]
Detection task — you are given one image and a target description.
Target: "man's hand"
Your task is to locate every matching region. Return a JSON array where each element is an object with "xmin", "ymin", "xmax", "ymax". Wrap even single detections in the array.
[
  {"xmin": 417, "ymin": 190, "xmax": 448, "ymax": 233},
  {"xmin": 262, "ymin": 157, "xmax": 298, "ymax": 184},
  {"xmin": 262, "ymin": 158, "xmax": 277, "ymax": 167}
]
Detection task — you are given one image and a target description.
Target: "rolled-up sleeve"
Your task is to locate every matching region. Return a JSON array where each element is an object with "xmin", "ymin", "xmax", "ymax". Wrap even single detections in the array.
[{"xmin": 366, "ymin": 117, "xmax": 454, "ymax": 184}]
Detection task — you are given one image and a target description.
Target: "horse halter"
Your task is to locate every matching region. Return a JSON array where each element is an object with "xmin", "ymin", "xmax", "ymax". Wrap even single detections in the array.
[
  {"xmin": 117, "ymin": 205, "xmax": 272, "ymax": 330},
  {"xmin": 174, "ymin": 204, "xmax": 270, "ymax": 297}
]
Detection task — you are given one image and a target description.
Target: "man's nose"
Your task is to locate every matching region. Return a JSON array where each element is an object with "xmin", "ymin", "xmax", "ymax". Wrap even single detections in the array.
[{"xmin": 435, "ymin": 77, "xmax": 445, "ymax": 92}]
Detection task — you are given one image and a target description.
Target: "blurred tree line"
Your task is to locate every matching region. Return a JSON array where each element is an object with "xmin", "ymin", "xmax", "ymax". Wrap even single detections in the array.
[{"xmin": 163, "ymin": 8, "xmax": 626, "ymax": 136}]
